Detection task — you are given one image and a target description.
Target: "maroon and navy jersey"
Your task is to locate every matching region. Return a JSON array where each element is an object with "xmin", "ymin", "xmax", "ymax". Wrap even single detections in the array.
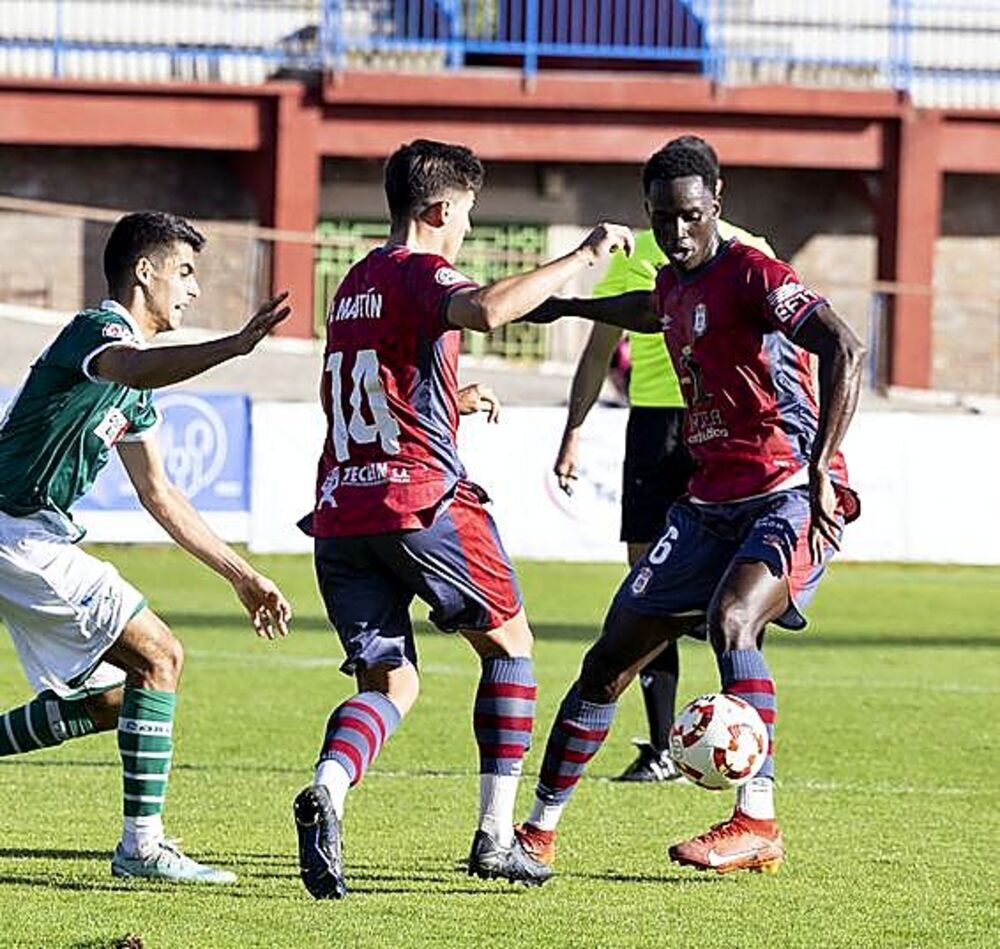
[
  {"xmin": 654, "ymin": 239, "xmax": 853, "ymax": 505},
  {"xmin": 307, "ymin": 245, "xmax": 478, "ymax": 537}
]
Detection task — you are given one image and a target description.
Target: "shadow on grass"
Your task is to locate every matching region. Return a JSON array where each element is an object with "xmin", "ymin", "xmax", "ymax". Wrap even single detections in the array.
[
  {"xmin": 160, "ymin": 612, "xmax": 1000, "ymax": 649},
  {"xmin": 0, "ymin": 847, "xmax": 109, "ymax": 861},
  {"xmin": 0, "ymin": 872, "xmax": 136, "ymax": 893},
  {"xmin": 568, "ymin": 869, "xmax": 723, "ymax": 886}
]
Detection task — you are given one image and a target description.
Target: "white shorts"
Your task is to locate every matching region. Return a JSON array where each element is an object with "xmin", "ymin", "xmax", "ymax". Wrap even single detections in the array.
[{"xmin": 0, "ymin": 509, "xmax": 143, "ymax": 698}]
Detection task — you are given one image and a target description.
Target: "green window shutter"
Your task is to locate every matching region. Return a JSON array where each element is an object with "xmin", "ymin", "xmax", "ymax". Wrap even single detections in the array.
[{"xmin": 314, "ymin": 220, "xmax": 549, "ymax": 361}]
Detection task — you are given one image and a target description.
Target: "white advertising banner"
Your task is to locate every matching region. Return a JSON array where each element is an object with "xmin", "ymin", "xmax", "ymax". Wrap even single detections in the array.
[{"xmin": 248, "ymin": 404, "xmax": 1000, "ymax": 565}]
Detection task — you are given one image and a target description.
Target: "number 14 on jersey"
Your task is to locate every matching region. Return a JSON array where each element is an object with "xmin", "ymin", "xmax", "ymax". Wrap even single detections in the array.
[{"xmin": 325, "ymin": 349, "xmax": 401, "ymax": 462}]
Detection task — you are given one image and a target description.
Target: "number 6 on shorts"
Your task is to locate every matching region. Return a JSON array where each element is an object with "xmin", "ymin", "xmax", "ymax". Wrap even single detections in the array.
[{"xmin": 648, "ymin": 525, "xmax": 680, "ymax": 565}]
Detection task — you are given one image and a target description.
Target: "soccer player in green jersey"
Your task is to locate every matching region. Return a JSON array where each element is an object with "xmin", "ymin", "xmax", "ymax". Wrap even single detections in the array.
[
  {"xmin": 553, "ymin": 137, "xmax": 775, "ymax": 783},
  {"xmin": 0, "ymin": 211, "xmax": 292, "ymax": 884}
]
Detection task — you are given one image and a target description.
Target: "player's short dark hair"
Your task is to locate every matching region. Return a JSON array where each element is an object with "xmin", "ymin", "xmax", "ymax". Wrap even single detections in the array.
[
  {"xmin": 664, "ymin": 135, "xmax": 720, "ymax": 177},
  {"xmin": 384, "ymin": 139, "xmax": 485, "ymax": 224},
  {"xmin": 103, "ymin": 211, "xmax": 205, "ymax": 291},
  {"xmin": 642, "ymin": 140, "xmax": 719, "ymax": 197}
]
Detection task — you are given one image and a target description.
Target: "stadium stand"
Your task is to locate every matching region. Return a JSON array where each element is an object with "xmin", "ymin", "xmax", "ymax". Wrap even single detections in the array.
[{"xmin": 1, "ymin": 1, "xmax": 998, "ymax": 105}]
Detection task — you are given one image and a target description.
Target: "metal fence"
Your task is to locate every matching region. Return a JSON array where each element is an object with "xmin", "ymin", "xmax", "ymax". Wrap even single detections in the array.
[{"xmin": 1, "ymin": 1, "xmax": 998, "ymax": 106}]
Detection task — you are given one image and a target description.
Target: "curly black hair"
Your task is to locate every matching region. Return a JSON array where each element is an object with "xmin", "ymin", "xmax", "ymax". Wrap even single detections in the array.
[{"xmin": 642, "ymin": 140, "xmax": 719, "ymax": 196}]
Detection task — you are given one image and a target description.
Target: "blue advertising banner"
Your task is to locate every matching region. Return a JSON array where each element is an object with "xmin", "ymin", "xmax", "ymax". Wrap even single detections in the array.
[{"xmin": 0, "ymin": 387, "xmax": 251, "ymax": 513}]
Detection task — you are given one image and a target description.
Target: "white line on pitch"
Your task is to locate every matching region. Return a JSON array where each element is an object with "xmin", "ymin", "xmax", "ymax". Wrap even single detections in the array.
[{"xmin": 785, "ymin": 678, "xmax": 998, "ymax": 694}]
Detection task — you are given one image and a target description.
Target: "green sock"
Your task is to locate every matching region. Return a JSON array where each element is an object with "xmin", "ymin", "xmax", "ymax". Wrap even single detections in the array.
[
  {"xmin": 0, "ymin": 691, "xmax": 96, "ymax": 756},
  {"xmin": 118, "ymin": 687, "xmax": 176, "ymax": 851}
]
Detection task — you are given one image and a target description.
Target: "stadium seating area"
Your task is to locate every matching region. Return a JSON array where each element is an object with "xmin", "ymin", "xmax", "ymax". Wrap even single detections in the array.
[{"xmin": 1, "ymin": 0, "xmax": 998, "ymax": 106}]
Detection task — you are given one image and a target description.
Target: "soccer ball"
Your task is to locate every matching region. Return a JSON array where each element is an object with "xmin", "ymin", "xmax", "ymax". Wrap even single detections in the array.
[{"xmin": 668, "ymin": 693, "xmax": 768, "ymax": 790}]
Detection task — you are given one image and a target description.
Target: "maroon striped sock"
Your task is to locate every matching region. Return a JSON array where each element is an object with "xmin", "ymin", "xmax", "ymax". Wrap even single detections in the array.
[
  {"xmin": 473, "ymin": 657, "xmax": 536, "ymax": 776},
  {"xmin": 318, "ymin": 691, "xmax": 401, "ymax": 786}
]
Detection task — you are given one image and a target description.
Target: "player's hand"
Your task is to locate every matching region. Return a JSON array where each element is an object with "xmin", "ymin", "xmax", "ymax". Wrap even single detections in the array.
[
  {"xmin": 578, "ymin": 223, "xmax": 635, "ymax": 265},
  {"xmin": 234, "ymin": 291, "xmax": 291, "ymax": 355},
  {"xmin": 233, "ymin": 572, "xmax": 292, "ymax": 640},
  {"xmin": 554, "ymin": 429, "xmax": 581, "ymax": 496},
  {"xmin": 808, "ymin": 466, "xmax": 842, "ymax": 565},
  {"xmin": 458, "ymin": 383, "xmax": 501, "ymax": 422}
]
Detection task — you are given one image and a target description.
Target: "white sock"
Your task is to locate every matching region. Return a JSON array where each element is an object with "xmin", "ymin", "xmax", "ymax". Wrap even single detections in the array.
[
  {"xmin": 478, "ymin": 774, "xmax": 519, "ymax": 847},
  {"xmin": 122, "ymin": 814, "xmax": 164, "ymax": 856},
  {"xmin": 527, "ymin": 797, "xmax": 565, "ymax": 833},
  {"xmin": 737, "ymin": 776, "xmax": 775, "ymax": 820},
  {"xmin": 315, "ymin": 759, "xmax": 352, "ymax": 819}
]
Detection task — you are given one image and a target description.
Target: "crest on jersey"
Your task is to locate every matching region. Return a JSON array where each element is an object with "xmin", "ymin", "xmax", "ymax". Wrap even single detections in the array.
[
  {"xmin": 434, "ymin": 267, "xmax": 471, "ymax": 287},
  {"xmin": 102, "ymin": 322, "xmax": 133, "ymax": 341},
  {"xmin": 693, "ymin": 303, "xmax": 708, "ymax": 336}
]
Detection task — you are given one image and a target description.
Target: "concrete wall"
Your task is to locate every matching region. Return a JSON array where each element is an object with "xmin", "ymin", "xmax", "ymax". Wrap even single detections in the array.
[
  {"xmin": 0, "ymin": 145, "xmax": 263, "ymax": 330},
  {"xmin": 1, "ymin": 146, "xmax": 996, "ymax": 393}
]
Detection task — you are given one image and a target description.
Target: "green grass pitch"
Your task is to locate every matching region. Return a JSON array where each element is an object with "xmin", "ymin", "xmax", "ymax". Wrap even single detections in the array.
[{"xmin": 0, "ymin": 550, "xmax": 997, "ymax": 948}]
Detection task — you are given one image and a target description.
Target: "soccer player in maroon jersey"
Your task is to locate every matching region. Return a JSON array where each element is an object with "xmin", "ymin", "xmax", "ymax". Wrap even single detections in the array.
[
  {"xmin": 515, "ymin": 139, "xmax": 864, "ymax": 875},
  {"xmin": 292, "ymin": 139, "xmax": 634, "ymax": 898}
]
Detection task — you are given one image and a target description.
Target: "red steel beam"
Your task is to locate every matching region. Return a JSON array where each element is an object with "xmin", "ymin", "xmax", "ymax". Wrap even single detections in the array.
[
  {"xmin": 323, "ymin": 70, "xmax": 904, "ymax": 118},
  {"xmin": 938, "ymin": 117, "xmax": 1000, "ymax": 174},
  {"xmin": 316, "ymin": 112, "xmax": 885, "ymax": 168},
  {"xmin": 268, "ymin": 89, "xmax": 321, "ymax": 339},
  {"xmin": 0, "ymin": 84, "xmax": 277, "ymax": 150},
  {"xmin": 880, "ymin": 113, "xmax": 942, "ymax": 389}
]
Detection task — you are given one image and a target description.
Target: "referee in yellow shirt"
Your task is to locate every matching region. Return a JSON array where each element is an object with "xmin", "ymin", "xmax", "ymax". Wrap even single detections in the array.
[{"xmin": 553, "ymin": 136, "xmax": 775, "ymax": 781}]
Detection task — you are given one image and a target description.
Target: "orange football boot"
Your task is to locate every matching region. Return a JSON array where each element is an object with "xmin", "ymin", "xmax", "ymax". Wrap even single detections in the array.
[
  {"xmin": 513, "ymin": 822, "xmax": 557, "ymax": 867},
  {"xmin": 668, "ymin": 810, "xmax": 784, "ymax": 875}
]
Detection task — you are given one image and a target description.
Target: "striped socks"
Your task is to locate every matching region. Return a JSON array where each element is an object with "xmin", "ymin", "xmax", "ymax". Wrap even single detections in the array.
[
  {"xmin": 315, "ymin": 691, "xmax": 401, "ymax": 817},
  {"xmin": 118, "ymin": 687, "xmax": 175, "ymax": 856},
  {"xmin": 473, "ymin": 657, "xmax": 537, "ymax": 846},
  {"xmin": 719, "ymin": 648, "xmax": 777, "ymax": 820},
  {"xmin": 528, "ymin": 684, "xmax": 616, "ymax": 831},
  {"xmin": 0, "ymin": 692, "xmax": 95, "ymax": 756}
]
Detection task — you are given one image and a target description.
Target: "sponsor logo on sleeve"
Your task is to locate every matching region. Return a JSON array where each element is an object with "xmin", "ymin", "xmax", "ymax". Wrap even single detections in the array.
[
  {"xmin": 766, "ymin": 282, "xmax": 819, "ymax": 323},
  {"xmin": 92, "ymin": 406, "xmax": 131, "ymax": 447},
  {"xmin": 433, "ymin": 266, "xmax": 472, "ymax": 287}
]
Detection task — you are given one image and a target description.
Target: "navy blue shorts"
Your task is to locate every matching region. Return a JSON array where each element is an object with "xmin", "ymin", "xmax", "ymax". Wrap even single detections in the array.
[
  {"xmin": 614, "ymin": 487, "xmax": 840, "ymax": 631},
  {"xmin": 314, "ymin": 482, "xmax": 523, "ymax": 676}
]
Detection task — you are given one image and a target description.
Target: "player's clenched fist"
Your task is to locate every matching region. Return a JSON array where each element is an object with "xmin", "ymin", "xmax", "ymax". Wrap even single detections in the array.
[{"xmin": 578, "ymin": 223, "xmax": 635, "ymax": 264}]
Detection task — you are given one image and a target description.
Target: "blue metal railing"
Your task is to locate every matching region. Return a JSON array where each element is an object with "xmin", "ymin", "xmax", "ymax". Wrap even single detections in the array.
[{"xmin": 0, "ymin": 1, "xmax": 997, "ymax": 106}]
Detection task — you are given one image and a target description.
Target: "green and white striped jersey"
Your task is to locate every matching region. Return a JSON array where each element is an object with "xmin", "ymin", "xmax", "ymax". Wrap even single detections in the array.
[{"xmin": 0, "ymin": 300, "xmax": 158, "ymax": 527}]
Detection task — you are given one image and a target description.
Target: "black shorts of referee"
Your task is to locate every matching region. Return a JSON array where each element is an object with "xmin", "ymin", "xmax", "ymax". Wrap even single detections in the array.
[{"xmin": 620, "ymin": 406, "xmax": 694, "ymax": 544}]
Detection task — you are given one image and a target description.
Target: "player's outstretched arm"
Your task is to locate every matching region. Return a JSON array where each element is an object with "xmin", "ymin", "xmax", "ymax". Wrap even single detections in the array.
[
  {"xmin": 117, "ymin": 438, "xmax": 292, "ymax": 639},
  {"xmin": 793, "ymin": 303, "xmax": 866, "ymax": 561},
  {"xmin": 91, "ymin": 292, "xmax": 291, "ymax": 390},
  {"xmin": 554, "ymin": 321, "xmax": 621, "ymax": 495},
  {"xmin": 521, "ymin": 290, "xmax": 660, "ymax": 333},
  {"xmin": 446, "ymin": 223, "xmax": 634, "ymax": 333}
]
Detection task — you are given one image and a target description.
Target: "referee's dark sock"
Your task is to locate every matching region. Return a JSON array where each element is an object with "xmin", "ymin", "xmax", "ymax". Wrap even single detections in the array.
[{"xmin": 639, "ymin": 641, "xmax": 680, "ymax": 753}]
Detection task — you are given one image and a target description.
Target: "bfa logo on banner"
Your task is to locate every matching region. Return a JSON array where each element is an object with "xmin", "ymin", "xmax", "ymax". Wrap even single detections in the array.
[{"xmin": 157, "ymin": 393, "xmax": 228, "ymax": 499}]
